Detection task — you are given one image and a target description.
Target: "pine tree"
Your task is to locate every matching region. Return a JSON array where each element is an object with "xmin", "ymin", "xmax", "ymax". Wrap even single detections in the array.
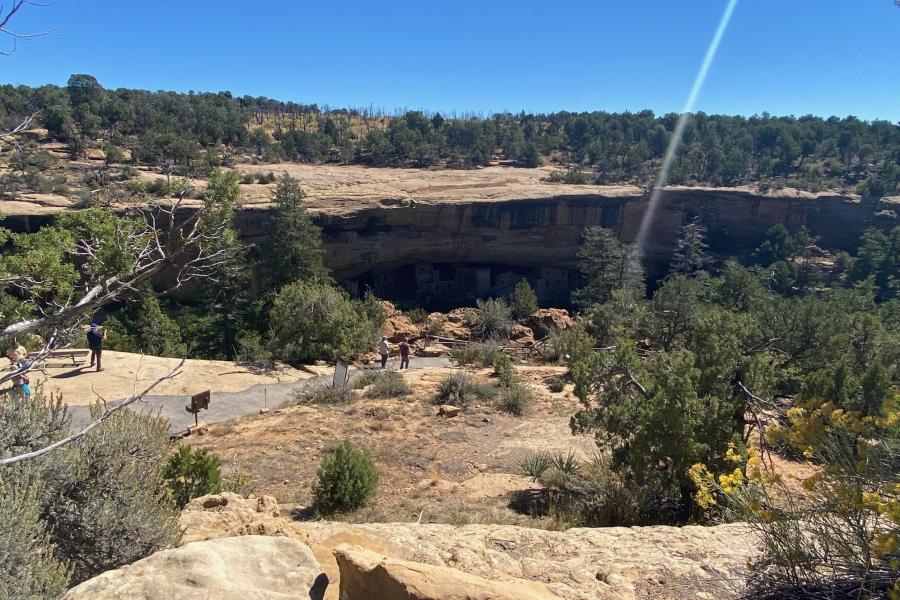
[
  {"xmin": 669, "ymin": 217, "xmax": 711, "ymax": 276},
  {"xmin": 179, "ymin": 170, "xmax": 256, "ymax": 360},
  {"xmin": 264, "ymin": 174, "xmax": 327, "ymax": 290},
  {"xmin": 573, "ymin": 227, "xmax": 644, "ymax": 306}
]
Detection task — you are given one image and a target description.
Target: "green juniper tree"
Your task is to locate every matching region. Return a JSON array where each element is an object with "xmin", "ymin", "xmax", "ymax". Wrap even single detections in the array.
[
  {"xmin": 269, "ymin": 281, "xmax": 384, "ymax": 363},
  {"xmin": 511, "ymin": 278, "xmax": 539, "ymax": 319}
]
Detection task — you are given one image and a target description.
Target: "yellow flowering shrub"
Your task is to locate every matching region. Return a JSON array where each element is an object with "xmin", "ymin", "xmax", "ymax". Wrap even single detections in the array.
[{"xmin": 732, "ymin": 390, "xmax": 900, "ymax": 598}]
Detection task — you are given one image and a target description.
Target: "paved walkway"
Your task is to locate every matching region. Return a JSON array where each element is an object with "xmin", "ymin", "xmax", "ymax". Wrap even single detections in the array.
[{"xmin": 67, "ymin": 357, "xmax": 451, "ymax": 433}]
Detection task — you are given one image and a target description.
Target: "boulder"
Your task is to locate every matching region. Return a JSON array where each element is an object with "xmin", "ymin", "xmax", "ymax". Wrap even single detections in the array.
[
  {"xmin": 334, "ymin": 545, "xmax": 561, "ymax": 600},
  {"xmin": 419, "ymin": 342, "xmax": 452, "ymax": 357},
  {"xmin": 509, "ymin": 323, "xmax": 535, "ymax": 345},
  {"xmin": 526, "ymin": 309, "xmax": 575, "ymax": 339},
  {"xmin": 85, "ymin": 148, "xmax": 106, "ymax": 161},
  {"xmin": 438, "ymin": 320, "xmax": 471, "ymax": 340},
  {"xmin": 380, "ymin": 301, "xmax": 421, "ymax": 343},
  {"xmin": 310, "ymin": 529, "xmax": 397, "ymax": 600},
  {"xmin": 64, "ymin": 536, "xmax": 328, "ymax": 600},
  {"xmin": 437, "ymin": 404, "xmax": 461, "ymax": 417},
  {"xmin": 446, "ymin": 307, "xmax": 476, "ymax": 324},
  {"xmin": 180, "ymin": 492, "xmax": 290, "ymax": 545},
  {"xmin": 174, "ymin": 493, "xmax": 756, "ymax": 599}
]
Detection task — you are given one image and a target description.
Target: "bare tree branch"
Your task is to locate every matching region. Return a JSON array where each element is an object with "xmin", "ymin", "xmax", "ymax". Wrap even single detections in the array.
[
  {"xmin": 0, "ymin": 1, "xmax": 54, "ymax": 55},
  {"xmin": 0, "ymin": 198, "xmax": 230, "ymax": 344},
  {"xmin": 0, "ymin": 357, "xmax": 186, "ymax": 466},
  {"xmin": 0, "ymin": 109, "xmax": 41, "ymax": 152}
]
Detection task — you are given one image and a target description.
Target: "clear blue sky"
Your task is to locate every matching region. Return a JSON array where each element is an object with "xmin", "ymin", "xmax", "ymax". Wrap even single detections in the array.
[{"xmin": 3, "ymin": 0, "xmax": 899, "ymax": 121}]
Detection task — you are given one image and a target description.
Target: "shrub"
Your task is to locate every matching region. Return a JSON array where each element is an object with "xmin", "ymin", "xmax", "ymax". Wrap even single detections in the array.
[
  {"xmin": 544, "ymin": 168, "xmax": 590, "ymax": 184},
  {"xmin": 350, "ymin": 370, "xmax": 381, "ymax": 389},
  {"xmin": 365, "ymin": 371, "xmax": 411, "ymax": 398},
  {"xmin": 235, "ymin": 330, "xmax": 273, "ymax": 364},
  {"xmin": 145, "ymin": 178, "xmax": 169, "ymax": 196},
  {"xmin": 547, "ymin": 324, "xmax": 595, "ymax": 365},
  {"xmin": 546, "ymin": 376, "xmax": 566, "ymax": 393},
  {"xmin": 269, "ymin": 281, "xmax": 385, "ymax": 363},
  {"xmin": 451, "ymin": 341, "xmax": 501, "ymax": 367},
  {"xmin": 291, "ymin": 384, "xmax": 356, "ymax": 405},
  {"xmin": 163, "ymin": 445, "xmax": 222, "ymax": 508},
  {"xmin": 516, "ymin": 450, "xmax": 653, "ymax": 527},
  {"xmin": 492, "ymin": 353, "xmax": 515, "ymax": 387},
  {"xmin": 49, "ymin": 407, "xmax": 179, "ymax": 584},
  {"xmin": 119, "ymin": 165, "xmax": 136, "ymax": 181},
  {"xmin": 498, "ymin": 381, "xmax": 532, "ymax": 416},
  {"xmin": 126, "ymin": 179, "xmax": 147, "ymax": 195},
  {"xmin": 434, "ymin": 372, "xmax": 496, "ymax": 408},
  {"xmin": 472, "ymin": 298, "xmax": 512, "ymax": 339},
  {"xmin": 511, "ymin": 279, "xmax": 539, "ymax": 319},
  {"xmin": 404, "ymin": 307, "xmax": 429, "ymax": 324},
  {"xmin": 0, "ymin": 477, "xmax": 70, "ymax": 599},
  {"xmin": 255, "ymin": 171, "xmax": 276, "ymax": 184},
  {"xmin": 713, "ymin": 395, "xmax": 900, "ymax": 599},
  {"xmin": 312, "ymin": 440, "xmax": 379, "ymax": 515},
  {"xmin": 240, "ymin": 173, "xmax": 255, "ymax": 184},
  {"xmin": 424, "ymin": 314, "xmax": 446, "ymax": 337},
  {"xmin": 222, "ymin": 471, "xmax": 254, "ymax": 496}
]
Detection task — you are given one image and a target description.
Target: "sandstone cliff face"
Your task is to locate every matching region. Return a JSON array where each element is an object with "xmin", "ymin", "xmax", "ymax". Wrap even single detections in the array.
[
  {"xmin": 234, "ymin": 187, "xmax": 894, "ymax": 287},
  {"xmin": 5, "ymin": 165, "xmax": 895, "ymax": 299}
]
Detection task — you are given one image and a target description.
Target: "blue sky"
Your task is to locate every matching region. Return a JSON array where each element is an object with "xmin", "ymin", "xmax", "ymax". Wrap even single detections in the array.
[{"xmin": 2, "ymin": 1, "xmax": 898, "ymax": 121}]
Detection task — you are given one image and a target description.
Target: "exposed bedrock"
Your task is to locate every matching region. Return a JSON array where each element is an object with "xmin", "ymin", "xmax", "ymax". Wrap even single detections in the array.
[{"xmin": 235, "ymin": 188, "xmax": 895, "ymax": 303}]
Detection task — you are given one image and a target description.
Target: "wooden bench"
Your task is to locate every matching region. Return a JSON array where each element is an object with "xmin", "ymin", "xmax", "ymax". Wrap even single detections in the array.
[{"xmin": 27, "ymin": 349, "xmax": 91, "ymax": 367}]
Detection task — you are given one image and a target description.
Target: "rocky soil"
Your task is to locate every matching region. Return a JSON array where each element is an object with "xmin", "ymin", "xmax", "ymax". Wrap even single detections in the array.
[{"xmin": 186, "ymin": 363, "xmax": 591, "ymax": 523}]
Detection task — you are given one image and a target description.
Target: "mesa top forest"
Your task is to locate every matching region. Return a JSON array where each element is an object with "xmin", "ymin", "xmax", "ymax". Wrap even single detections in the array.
[{"xmin": 1, "ymin": 74, "xmax": 898, "ymax": 196}]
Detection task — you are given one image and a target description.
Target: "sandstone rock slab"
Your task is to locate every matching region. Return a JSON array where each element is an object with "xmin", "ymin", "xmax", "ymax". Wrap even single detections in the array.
[
  {"xmin": 334, "ymin": 545, "xmax": 561, "ymax": 600},
  {"xmin": 64, "ymin": 535, "xmax": 328, "ymax": 600}
]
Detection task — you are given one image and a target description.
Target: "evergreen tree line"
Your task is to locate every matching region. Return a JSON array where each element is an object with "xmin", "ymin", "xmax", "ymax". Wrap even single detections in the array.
[
  {"xmin": 554, "ymin": 219, "xmax": 899, "ymax": 597},
  {"xmin": 1, "ymin": 75, "xmax": 898, "ymax": 194},
  {"xmin": 551, "ymin": 218, "xmax": 898, "ymax": 515}
]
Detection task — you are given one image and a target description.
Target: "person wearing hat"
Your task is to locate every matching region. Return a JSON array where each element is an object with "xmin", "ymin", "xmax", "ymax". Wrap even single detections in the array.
[
  {"xmin": 377, "ymin": 336, "xmax": 390, "ymax": 369},
  {"xmin": 86, "ymin": 323, "xmax": 106, "ymax": 372}
]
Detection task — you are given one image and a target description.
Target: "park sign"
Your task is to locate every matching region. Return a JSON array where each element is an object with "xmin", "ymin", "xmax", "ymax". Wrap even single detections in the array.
[{"xmin": 185, "ymin": 390, "xmax": 211, "ymax": 427}]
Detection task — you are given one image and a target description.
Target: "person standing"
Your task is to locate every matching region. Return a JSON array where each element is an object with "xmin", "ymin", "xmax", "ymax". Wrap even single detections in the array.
[
  {"xmin": 398, "ymin": 338, "xmax": 411, "ymax": 370},
  {"xmin": 378, "ymin": 336, "xmax": 390, "ymax": 369},
  {"xmin": 86, "ymin": 323, "xmax": 106, "ymax": 372},
  {"xmin": 14, "ymin": 374, "xmax": 31, "ymax": 398}
]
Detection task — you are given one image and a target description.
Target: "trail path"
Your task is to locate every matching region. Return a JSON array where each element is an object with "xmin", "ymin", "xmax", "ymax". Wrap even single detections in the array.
[{"xmin": 67, "ymin": 357, "xmax": 451, "ymax": 433}]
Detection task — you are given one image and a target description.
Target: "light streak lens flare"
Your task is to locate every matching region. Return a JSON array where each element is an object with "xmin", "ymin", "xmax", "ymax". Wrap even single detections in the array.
[{"xmin": 635, "ymin": 0, "xmax": 740, "ymax": 252}]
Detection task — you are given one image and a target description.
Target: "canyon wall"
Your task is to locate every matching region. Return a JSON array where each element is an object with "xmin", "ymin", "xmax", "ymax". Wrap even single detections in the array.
[
  {"xmin": 234, "ymin": 188, "xmax": 895, "ymax": 303},
  {"xmin": 5, "ymin": 186, "xmax": 896, "ymax": 304}
]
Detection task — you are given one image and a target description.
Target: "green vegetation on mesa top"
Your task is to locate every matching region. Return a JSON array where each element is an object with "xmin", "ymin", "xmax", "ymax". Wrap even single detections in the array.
[{"xmin": 2, "ymin": 74, "xmax": 899, "ymax": 194}]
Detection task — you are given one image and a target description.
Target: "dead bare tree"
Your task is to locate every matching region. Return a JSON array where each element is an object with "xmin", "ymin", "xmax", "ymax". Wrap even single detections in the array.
[
  {"xmin": 1, "ymin": 191, "xmax": 233, "ymax": 463},
  {"xmin": 0, "ymin": 2, "xmax": 52, "ymax": 151},
  {"xmin": 1, "ymin": 192, "xmax": 235, "ymax": 359}
]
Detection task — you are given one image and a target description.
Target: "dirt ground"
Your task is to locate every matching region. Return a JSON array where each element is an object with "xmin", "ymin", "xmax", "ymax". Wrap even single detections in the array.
[
  {"xmin": 2, "ymin": 350, "xmax": 313, "ymax": 406},
  {"xmin": 185, "ymin": 364, "xmax": 597, "ymax": 525}
]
